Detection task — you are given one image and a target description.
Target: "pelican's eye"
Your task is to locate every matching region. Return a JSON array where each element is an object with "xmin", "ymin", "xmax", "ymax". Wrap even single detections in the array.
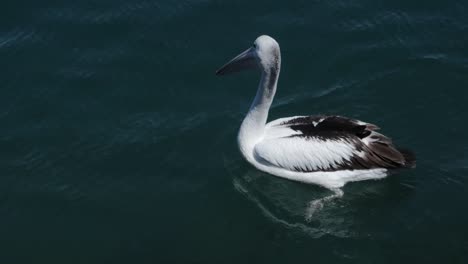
[{"xmin": 253, "ymin": 43, "xmax": 257, "ymax": 48}]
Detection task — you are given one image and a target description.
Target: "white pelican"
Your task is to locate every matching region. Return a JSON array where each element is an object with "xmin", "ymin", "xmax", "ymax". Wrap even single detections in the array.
[{"xmin": 216, "ymin": 35, "xmax": 415, "ymax": 190}]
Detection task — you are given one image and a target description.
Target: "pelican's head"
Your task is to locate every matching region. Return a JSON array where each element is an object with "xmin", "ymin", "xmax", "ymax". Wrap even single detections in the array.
[{"xmin": 216, "ymin": 35, "xmax": 281, "ymax": 76}]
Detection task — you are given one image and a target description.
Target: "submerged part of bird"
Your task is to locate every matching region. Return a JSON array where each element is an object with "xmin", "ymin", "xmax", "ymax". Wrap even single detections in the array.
[
  {"xmin": 305, "ymin": 188, "xmax": 343, "ymax": 221},
  {"xmin": 216, "ymin": 35, "xmax": 415, "ymax": 190}
]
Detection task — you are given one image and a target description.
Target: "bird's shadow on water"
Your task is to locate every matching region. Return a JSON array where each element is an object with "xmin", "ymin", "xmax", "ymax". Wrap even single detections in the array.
[{"xmin": 225, "ymin": 155, "xmax": 416, "ymax": 238}]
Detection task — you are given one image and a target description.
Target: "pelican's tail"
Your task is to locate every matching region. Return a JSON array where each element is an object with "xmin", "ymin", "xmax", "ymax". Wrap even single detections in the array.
[{"xmin": 398, "ymin": 148, "xmax": 416, "ymax": 168}]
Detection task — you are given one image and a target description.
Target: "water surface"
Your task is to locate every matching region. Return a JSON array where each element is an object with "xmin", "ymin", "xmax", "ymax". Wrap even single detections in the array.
[{"xmin": 1, "ymin": 0, "xmax": 468, "ymax": 263}]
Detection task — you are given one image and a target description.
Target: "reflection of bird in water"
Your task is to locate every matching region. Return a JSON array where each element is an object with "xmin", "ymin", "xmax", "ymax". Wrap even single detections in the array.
[{"xmin": 230, "ymin": 168, "xmax": 355, "ymax": 238}]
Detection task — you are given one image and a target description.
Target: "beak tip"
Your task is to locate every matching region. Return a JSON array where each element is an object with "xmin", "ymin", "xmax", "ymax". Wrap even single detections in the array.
[{"xmin": 215, "ymin": 47, "xmax": 256, "ymax": 77}]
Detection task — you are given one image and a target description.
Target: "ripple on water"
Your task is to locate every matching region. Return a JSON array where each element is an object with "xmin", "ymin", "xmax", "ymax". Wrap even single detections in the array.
[
  {"xmin": 224, "ymin": 144, "xmax": 420, "ymax": 239},
  {"xmin": 39, "ymin": 0, "xmax": 207, "ymax": 25},
  {"xmin": 0, "ymin": 27, "xmax": 41, "ymax": 49},
  {"xmin": 224, "ymin": 155, "xmax": 358, "ymax": 238},
  {"xmin": 271, "ymin": 79, "xmax": 352, "ymax": 110}
]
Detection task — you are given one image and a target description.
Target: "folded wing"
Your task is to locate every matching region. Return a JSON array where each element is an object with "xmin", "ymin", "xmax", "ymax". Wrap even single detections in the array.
[{"xmin": 255, "ymin": 115, "xmax": 414, "ymax": 172}]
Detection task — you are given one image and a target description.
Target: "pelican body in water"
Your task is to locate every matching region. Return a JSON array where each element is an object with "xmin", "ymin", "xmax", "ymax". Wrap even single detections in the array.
[{"xmin": 216, "ymin": 35, "xmax": 415, "ymax": 190}]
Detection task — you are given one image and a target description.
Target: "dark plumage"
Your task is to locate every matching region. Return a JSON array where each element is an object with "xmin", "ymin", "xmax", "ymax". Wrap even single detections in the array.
[{"xmin": 276, "ymin": 115, "xmax": 416, "ymax": 172}]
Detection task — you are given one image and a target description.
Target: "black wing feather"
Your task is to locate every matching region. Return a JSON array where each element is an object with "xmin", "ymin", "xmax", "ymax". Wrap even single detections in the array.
[{"xmin": 277, "ymin": 115, "xmax": 415, "ymax": 172}]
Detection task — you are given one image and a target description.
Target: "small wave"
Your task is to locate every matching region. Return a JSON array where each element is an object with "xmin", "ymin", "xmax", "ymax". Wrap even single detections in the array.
[
  {"xmin": 0, "ymin": 28, "xmax": 39, "ymax": 49},
  {"xmin": 39, "ymin": 0, "xmax": 208, "ymax": 25},
  {"xmin": 271, "ymin": 82, "xmax": 347, "ymax": 109},
  {"xmin": 56, "ymin": 68, "xmax": 95, "ymax": 80},
  {"xmin": 110, "ymin": 110, "xmax": 220, "ymax": 146},
  {"xmin": 324, "ymin": 0, "xmax": 364, "ymax": 9},
  {"xmin": 420, "ymin": 53, "xmax": 447, "ymax": 60},
  {"xmin": 338, "ymin": 18, "xmax": 377, "ymax": 33}
]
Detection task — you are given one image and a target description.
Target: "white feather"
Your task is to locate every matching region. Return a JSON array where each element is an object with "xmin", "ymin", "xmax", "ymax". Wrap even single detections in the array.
[{"xmin": 254, "ymin": 136, "xmax": 357, "ymax": 172}]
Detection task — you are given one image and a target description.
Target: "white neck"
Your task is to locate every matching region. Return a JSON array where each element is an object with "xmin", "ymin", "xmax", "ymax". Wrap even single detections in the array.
[{"xmin": 238, "ymin": 66, "xmax": 280, "ymax": 158}]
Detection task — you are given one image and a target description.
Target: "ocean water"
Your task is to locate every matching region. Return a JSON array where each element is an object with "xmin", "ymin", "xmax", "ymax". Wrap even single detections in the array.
[{"xmin": 1, "ymin": 0, "xmax": 468, "ymax": 263}]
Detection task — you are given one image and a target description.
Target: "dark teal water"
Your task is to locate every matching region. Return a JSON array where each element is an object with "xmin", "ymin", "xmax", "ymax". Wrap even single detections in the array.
[{"xmin": 2, "ymin": 0, "xmax": 468, "ymax": 263}]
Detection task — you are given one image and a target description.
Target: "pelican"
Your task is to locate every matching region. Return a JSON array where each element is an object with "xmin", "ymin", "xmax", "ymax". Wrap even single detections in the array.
[{"xmin": 216, "ymin": 35, "xmax": 415, "ymax": 190}]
